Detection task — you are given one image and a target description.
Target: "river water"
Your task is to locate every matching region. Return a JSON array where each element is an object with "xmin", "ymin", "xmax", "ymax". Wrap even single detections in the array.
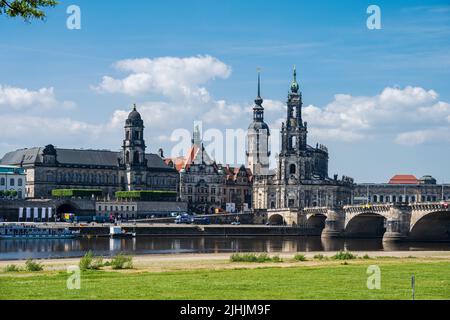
[{"xmin": 1, "ymin": 236, "xmax": 450, "ymax": 260}]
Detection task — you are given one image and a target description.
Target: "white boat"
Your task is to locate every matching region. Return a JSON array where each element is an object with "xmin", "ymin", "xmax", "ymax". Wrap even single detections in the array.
[
  {"xmin": 0, "ymin": 224, "xmax": 80, "ymax": 240},
  {"xmin": 109, "ymin": 226, "xmax": 136, "ymax": 238}
]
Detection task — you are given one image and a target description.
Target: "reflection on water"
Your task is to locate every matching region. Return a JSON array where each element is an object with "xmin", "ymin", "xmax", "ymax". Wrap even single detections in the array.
[{"xmin": 0, "ymin": 236, "xmax": 449, "ymax": 260}]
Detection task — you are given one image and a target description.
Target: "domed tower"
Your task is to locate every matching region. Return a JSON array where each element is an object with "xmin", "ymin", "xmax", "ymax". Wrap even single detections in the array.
[
  {"xmin": 122, "ymin": 104, "xmax": 147, "ymax": 190},
  {"xmin": 246, "ymin": 70, "xmax": 271, "ymax": 176}
]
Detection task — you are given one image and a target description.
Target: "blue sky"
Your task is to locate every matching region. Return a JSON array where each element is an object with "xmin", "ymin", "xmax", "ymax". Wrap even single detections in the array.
[{"xmin": 0, "ymin": 0, "xmax": 449, "ymax": 183}]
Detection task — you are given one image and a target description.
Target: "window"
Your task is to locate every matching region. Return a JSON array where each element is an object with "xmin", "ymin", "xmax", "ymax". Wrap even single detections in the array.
[
  {"xmin": 289, "ymin": 164, "xmax": 296, "ymax": 175},
  {"xmin": 0, "ymin": 178, "xmax": 4, "ymax": 186},
  {"xmin": 18, "ymin": 179, "xmax": 23, "ymax": 187},
  {"xmin": 9, "ymin": 179, "xmax": 15, "ymax": 187}
]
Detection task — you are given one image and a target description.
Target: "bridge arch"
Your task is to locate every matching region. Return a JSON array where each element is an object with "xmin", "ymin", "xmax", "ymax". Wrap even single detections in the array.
[
  {"xmin": 306, "ymin": 214, "xmax": 327, "ymax": 230},
  {"xmin": 410, "ymin": 211, "xmax": 450, "ymax": 241},
  {"xmin": 268, "ymin": 214, "xmax": 286, "ymax": 226},
  {"xmin": 345, "ymin": 212, "xmax": 387, "ymax": 239}
]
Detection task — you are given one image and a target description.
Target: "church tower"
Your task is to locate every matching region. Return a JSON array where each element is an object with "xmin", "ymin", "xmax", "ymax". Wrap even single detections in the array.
[
  {"xmin": 281, "ymin": 66, "xmax": 308, "ymax": 156},
  {"xmin": 122, "ymin": 104, "xmax": 147, "ymax": 190},
  {"xmin": 246, "ymin": 70, "xmax": 271, "ymax": 175}
]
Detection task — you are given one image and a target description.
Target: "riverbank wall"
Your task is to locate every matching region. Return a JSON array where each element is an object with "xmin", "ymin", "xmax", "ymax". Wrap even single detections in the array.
[{"xmin": 70, "ymin": 225, "xmax": 321, "ymax": 237}]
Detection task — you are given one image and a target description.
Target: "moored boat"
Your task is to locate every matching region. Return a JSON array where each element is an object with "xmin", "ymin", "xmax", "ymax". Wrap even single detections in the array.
[
  {"xmin": 0, "ymin": 224, "xmax": 80, "ymax": 240},
  {"xmin": 109, "ymin": 226, "xmax": 136, "ymax": 238}
]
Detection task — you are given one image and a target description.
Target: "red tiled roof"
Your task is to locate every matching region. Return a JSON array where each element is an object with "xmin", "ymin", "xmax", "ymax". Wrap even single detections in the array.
[{"xmin": 389, "ymin": 175, "xmax": 418, "ymax": 185}]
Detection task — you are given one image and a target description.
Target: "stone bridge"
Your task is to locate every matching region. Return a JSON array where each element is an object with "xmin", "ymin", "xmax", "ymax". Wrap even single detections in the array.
[{"xmin": 267, "ymin": 202, "xmax": 450, "ymax": 242}]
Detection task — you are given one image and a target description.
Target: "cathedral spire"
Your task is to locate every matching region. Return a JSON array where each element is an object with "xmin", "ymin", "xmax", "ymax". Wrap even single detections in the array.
[
  {"xmin": 290, "ymin": 65, "xmax": 299, "ymax": 93},
  {"xmin": 255, "ymin": 68, "xmax": 263, "ymax": 106},
  {"xmin": 253, "ymin": 68, "xmax": 264, "ymax": 122}
]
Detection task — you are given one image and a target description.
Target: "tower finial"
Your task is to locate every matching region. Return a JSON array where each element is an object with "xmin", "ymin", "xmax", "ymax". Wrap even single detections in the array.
[
  {"xmin": 133, "ymin": 103, "xmax": 137, "ymax": 111},
  {"xmin": 257, "ymin": 67, "xmax": 261, "ymax": 98},
  {"xmin": 290, "ymin": 65, "xmax": 299, "ymax": 93},
  {"xmin": 254, "ymin": 68, "xmax": 263, "ymax": 106}
]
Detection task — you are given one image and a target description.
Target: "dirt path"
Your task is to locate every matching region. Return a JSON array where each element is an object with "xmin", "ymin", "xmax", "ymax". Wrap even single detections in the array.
[{"xmin": 1, "ymin": 251, "xmax": 450, "ymax": 273}]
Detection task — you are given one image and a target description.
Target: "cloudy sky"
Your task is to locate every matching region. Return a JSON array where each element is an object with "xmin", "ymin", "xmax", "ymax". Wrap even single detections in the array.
[{"xmin": 0, "ymin": 0, "xmax": 449, "ymax": 183}]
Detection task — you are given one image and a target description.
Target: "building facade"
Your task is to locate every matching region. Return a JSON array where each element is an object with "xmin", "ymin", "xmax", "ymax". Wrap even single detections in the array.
[
  {"xmin": 0, "ymin": 105, "xmax": 179, "ymax": 199},
  {"xmin": 0, "ymin": 165, "xmax": 26, "ymax": 199},
  {"xmin": 167, "ymin": 126, "xmax": 252, "ymax": 214},
  {"xmin": 354, "ymin": 175, "xmax": 450, "ymax": 204},
  {"xmin": 250, "ymin": 68, "xmax": 354, "ymax": 210}
]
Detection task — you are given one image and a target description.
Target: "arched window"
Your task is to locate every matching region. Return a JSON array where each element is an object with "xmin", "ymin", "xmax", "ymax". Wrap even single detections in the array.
[
  {"xmin": 134, "ymin": 151, "xmax": 140, "ymax": 164},
  {"xmin": 0, "ymin": 178, "xmax": 5, "ymax": 186},
  {"xmin": 373, "ymin": 195, "xmax": 378, "ymax": 203},
  {"xmin": 289, "ymin": 164, "xmax": 296, "ymax": 175},
  {"xmin": 125, "ymin": 151, "xmax": 130, "ymax": 163},
  {"xmin": 18, "ymin": 179, "xmax": 23, "ymax": 187}
]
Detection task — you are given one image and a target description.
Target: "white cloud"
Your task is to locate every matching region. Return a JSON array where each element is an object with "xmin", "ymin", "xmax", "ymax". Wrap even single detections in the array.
[
  {"xmin": 0, "ymin": 85, "xmax": 75, "ymax": 110},
  {"xmin": 93, "ymin": 55, "xmax": 232, "ymax": 102},
  {"xmin": 293, "ymin": 86, "xmax": 450, "ymax": 144}
]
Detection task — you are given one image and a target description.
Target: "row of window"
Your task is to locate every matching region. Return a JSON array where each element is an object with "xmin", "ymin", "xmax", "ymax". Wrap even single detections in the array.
[
  {"xmin": 187, "ymin": 196, "xmax": 218, "ymax": 204},
  {"xmin": 45, "ymin": 172, "xmax": 176, "ymax": 187},
  {"xmin": 98, "ymin": 205, "xmax": 136, "ymax": 212},
  {"xmin": 0, "ymin": 177, "xmax": 23, "ymax": 187},
  {"xmin": 370, "ymin": 194, "xmax": 445, "ymax": 203}
]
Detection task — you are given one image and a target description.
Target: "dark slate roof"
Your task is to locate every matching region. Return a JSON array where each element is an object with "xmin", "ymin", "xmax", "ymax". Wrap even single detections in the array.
[
  {"xmin": 0, "ymin": 148, "xmax": 43, "ymax": 166},
  {"xmin": 0, "ymin": 147, "xmax": 175, "ymax": 171}
]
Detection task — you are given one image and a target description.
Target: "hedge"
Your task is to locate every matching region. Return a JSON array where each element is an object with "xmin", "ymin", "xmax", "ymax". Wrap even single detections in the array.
[
  {"xmin": 52, "ymin": 189, "xmax": 103, "ymax": 198},
  {"xmin": 115, "ymin": 190, "xmax": 177, "ymax": 202}
]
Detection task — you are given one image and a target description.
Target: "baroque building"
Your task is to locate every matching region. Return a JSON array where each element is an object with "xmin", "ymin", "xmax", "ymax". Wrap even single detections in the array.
[
  {"xmin": 250, "ymin": 68, "xmax": 354, "ymax": 210},
  {"xmin": 0, "ymin": 105, "xmax": 179, "ymax": 199},
  {"xmin": 166, "ymin": 126, "xmax": 252, "ymax": 214}
]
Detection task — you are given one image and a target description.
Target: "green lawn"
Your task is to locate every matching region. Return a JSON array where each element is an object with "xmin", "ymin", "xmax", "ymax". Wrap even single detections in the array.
[{"xmin": 0, "ymin": 261, "xmax": 449, "ymax": 300}]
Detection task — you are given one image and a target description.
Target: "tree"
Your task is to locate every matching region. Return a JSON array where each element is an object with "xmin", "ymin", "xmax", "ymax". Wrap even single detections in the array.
[
  {"xmin": 0, "ymin": 0, "xmax": 58, "ymax": 21},
  {"xmin": 10, "ymin": 190, "xmax": 18, "ymax": 198}
]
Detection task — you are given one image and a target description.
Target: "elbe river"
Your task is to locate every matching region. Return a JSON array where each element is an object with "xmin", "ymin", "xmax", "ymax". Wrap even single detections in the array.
[{"xmin": 1, "ymin": 236, "xmax": 449, "ymax": 260}]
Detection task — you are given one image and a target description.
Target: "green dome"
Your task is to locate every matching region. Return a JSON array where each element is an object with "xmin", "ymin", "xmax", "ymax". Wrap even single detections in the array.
[{"xmin": 291, "ymin": 80, "xmax": 299, "ymax": 93}]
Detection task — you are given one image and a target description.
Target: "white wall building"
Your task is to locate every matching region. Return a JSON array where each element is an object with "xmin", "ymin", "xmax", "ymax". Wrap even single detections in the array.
[{"xmin": 0, "ymin": 165, "xmax": 26, "ymax": 199}]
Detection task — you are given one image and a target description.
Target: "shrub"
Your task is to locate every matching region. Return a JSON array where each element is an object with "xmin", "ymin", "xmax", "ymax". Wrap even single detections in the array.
[
  {"xmin": 230, "ymin": 253, "xmax": 281, "ymax": 263},
  {"xmin": 4, "ymin": 264, "xmax": 21, "ymax": 272},
  {"xmin": 79, "ymin": 251, "xmax": 104, "ymax": 271},
  {"xmin": 271, "ymin": 255, "xmax": 283, "ymax": 263},
  {"xmin": 294, "ymin": 254, "xmax": 307, "ymax": 262},
  {"xmin": 25, "ymin": 259, "xmax": 43, "ymax": 272},
  {"xmin": 52, "ymin": 189, "xmax": 103, "ymax": 198},
  {"xmin": 332, "ymin": 251, "xmax": 357, "ymax": 260},
  {"xmin": 79, "ymin": 251, "xmax": 93, "ymax": 271},
  {"xmin": 362, "ymin": 254, "xmax": 371, "ymax": 260},
  {"xmin": 313, "ymin": 254, "xmax": 326, "ymax": 260},
  {"xmin": 111, "ymin": 254, "xmax": 133, "ymax": 270},
  {"xmin": 115, "ymin": 190, "xmax": 177, "ymax": 202}
]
